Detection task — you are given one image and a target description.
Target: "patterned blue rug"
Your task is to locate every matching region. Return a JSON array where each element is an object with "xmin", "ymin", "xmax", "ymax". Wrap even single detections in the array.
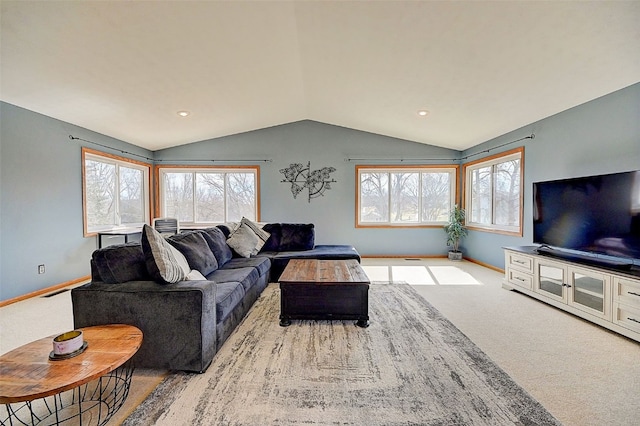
[{"xmin": 125, "ymin": 283, "xmax": 561, "ymax": 425}]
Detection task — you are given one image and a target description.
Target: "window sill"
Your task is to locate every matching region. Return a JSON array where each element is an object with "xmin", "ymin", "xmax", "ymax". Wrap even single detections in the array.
[{"xmin": 466, "ymin": 224, "xmax": 522, "ymax": 237}]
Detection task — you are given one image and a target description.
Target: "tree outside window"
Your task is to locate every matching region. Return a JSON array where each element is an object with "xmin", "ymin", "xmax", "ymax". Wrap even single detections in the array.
[
  {"xmin": 464, "ymin": 147, "xmax": 523, "ymax": 235},
  {"xmin": 158, "ymin": 167, "xmax": 258, "ymax": 225},
  {"xmin": 357, "ymin": 166, "xmax": 458, "ymax": 227},
  {"xmin": 83, "ymin": 148, "xmax": 150, "ymax": 235}
]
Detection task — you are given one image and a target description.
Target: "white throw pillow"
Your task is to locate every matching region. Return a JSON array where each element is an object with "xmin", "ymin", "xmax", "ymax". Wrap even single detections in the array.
[
  {"xmin": 141, "ymin": 224, "xmax": 190, "ymax": 283},
  {"xmin": 186, "ymin": 269, "xmax": 207, "ymax": 281}
]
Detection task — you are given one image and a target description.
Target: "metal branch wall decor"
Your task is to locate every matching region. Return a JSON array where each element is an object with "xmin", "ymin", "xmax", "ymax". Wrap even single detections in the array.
[{"xmin": 280, "ymin": 161, "xmax": 337, "ymax": 202}]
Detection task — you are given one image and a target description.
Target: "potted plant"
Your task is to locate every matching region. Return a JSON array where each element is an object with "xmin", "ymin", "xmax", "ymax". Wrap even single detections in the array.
[{"xmin": 444, "ymin": 205, "xmax": 468, "ymax": 261}]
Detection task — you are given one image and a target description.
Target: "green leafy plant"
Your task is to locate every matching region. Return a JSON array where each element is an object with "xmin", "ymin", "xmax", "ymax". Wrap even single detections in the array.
[{"xmin": 444, "ymin": 205, "xmax": 468, "ymax": 253}]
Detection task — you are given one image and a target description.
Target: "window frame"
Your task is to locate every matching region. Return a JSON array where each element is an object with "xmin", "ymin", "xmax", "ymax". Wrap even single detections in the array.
[
  {"xmin": 462, "ymin": 147, "xmax": 524, "ymax": 236},
  {"xmin": 356, "ymin": 164, "xmax": 459, "ymax": 228},
  {"xmin": 82, "ymin": 147, "xmax": 151, "ymax": 236},
  {"xmin": 155, "ymin": 165, "xmax": 260, "ymax": 227}
]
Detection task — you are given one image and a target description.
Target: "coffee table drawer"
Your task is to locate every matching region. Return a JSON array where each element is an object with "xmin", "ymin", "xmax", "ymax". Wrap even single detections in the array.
[
  {"xmin": 280, "ymin": 283, "xmax": 368, "ymax": 326},
  {"xmin": 281, "ymin": 284, "xmax": 367, "ymax": 317}
]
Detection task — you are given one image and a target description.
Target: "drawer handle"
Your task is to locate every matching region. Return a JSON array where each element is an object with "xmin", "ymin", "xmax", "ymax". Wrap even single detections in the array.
[
  {"xmin": 628, "ymin": 292, "xmax": 640, "ymax": 297},
  {"xmin": 628, "ymin": 318, "xmax": 640, "ymax": 324},
  {"xmin": 515, "ymin": 277, "xmax": 526, "ymax": 282},
  {"xmin": 514, "ymin": 260, "xmax": 526, "ymax": 265}
]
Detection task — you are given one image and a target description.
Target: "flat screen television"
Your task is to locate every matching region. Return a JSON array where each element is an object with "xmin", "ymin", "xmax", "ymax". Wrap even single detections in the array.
[{"xmin": 533, "ymin": 170, "xmax": 640, "ymax": 265}]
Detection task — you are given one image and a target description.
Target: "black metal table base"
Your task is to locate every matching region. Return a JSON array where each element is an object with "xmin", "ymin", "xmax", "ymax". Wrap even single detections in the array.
[{"xmin": 1, "ymin": 362, "xmax": 134, "ymax": 426}]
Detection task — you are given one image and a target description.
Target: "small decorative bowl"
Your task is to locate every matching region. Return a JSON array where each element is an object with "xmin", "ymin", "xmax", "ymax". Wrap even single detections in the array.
[{"xmin": 52, "ymin": 330, "xmax": 84, "ymax": 356}]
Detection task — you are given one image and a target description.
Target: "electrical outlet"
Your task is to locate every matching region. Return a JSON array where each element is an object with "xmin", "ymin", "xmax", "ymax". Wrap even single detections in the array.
[{"xmin": 38, "ymin": 264, "xmax": 45, "ymax": 274}]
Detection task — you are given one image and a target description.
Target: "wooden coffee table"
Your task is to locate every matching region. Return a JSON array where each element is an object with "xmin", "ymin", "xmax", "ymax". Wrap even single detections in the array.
[
  {"xmin": 0, "ymin": 324, "xmax": 142, "ymax": 425},
  {"xmin": 279, "ymin": 259, "xmax": 370, "ymax": 328}
]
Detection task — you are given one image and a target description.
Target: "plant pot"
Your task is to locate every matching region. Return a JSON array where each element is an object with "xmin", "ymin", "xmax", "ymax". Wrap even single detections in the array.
[{"xmin": 448, "ymin": 251, "xmax": 463, "ymax": 261}]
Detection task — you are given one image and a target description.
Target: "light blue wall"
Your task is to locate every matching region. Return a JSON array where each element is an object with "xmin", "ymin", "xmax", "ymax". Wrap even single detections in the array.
[
  {"xmin": 2, "ymin": 82, "xmax": 638, "ymax": 301},
  {"xmin": 0, "ymin": 102, "xmax": 153, "ymax": 301},
  {"xmin": 461, "ymin": 82, "xmax": 640, "ymax": 268},
  {"xmin": 155, "ymin": 121, "xmax": 459, "ymax": 255}
]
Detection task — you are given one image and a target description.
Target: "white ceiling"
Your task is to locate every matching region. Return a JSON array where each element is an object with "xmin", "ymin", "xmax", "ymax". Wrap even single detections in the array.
[{"xmin": 1, "ymin": 1, "xmax": 639, "ymax": 152}]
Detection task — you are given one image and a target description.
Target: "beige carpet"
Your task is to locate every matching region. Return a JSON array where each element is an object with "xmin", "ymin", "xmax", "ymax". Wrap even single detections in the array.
[{"xmin": 124, "ymin": 283, "xmax": 560, "ymax": 425}]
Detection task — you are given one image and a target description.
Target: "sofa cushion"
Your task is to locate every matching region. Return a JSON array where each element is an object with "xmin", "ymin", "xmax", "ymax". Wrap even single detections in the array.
[
  {"xmin": 273, "ymin": 245, "xmax": 360, "ymax": 261},
  {"xmin": 207, "ymin": 267, "xmax": 259, "ymax": 293},
  {"xmin": 259, "ymin": 223, "xmax": 315, "ymax": 252},
  {"xmin": 141, "ymin": 224, "xmax": 190, "ymax": 284},
  {"xmin": 280, "ymin": 223, "xmax": 315, "ymax": 251},
  {"xmin": 168, "ymin": 231, "xmax": 218, "ymax": 275},
  {"xmin": 215, "ymin": 224, "xmax": 233, "ymax": 238},
  {"xmin": 222, "ymin": 256, "xmax": 271, "ymax": 278},
  {"xmin": 215, "ymin": 282, "xmax": 246, "ymax": 323},
  {"xmin": 201, "ymin": 227, "xmax": 233, "ymax": 266},
  {"xmin": 261, "ymin": 223, "xmax": 281, "ymax": 252},
  {"xmin": 92, "ymin": 243, "xmax": 150, "ymax": 284}
]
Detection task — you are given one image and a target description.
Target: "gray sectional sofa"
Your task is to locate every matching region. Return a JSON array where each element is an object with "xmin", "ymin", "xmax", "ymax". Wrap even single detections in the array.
[{"xmin": 71, "ymin": 222, "xmax": 360, "ymax": 373}]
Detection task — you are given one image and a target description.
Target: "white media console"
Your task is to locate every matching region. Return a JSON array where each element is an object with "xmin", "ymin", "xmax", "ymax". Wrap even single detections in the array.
[{"xmin": 503, "ymin": 246, "xmax": 640, "ymax": 343}]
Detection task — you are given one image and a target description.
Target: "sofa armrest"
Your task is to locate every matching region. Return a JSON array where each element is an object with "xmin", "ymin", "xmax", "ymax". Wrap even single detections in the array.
[{"xmin": 71, "ymin": 280, "xmax": 217, "ymax": 373}]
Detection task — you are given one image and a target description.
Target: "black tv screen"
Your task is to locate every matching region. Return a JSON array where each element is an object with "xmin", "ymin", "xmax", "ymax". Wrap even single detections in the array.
[{"xmin": 533, "ymin": 170, "xmax": 640, "ymax": 261}]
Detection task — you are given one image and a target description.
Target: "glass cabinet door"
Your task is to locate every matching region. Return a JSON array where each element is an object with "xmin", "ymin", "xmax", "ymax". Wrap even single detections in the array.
[
  {"xmin": 537, "ymin": 263, "xmax": 566, "ymax": 301},
  {"xmin": 572, "ymin": 273, "xmax": 604, "ymax": 311},
  {"xmin": 568, "ymin": 268, "xmax": 611, "ymax": 320}
]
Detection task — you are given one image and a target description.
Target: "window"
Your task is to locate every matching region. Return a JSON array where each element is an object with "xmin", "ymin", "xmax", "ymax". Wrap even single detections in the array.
[
  {"xmin": 463, "ymin": 147, "xmax": 523, "ymax": 235},
  {"xmin": 157, "ymin": 166, "xmax": 259, "ymax": 226},
  {"xmin": 82, "ymin": 148, "xmax": 151, "ymax": 235},
  {"xmin": 356, "ymin": 165, "xmax": 458, "ymax": 227}
]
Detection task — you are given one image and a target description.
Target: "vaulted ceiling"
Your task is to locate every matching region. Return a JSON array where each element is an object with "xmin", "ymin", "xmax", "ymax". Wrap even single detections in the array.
[{"xmin": 1, "ymin": 1, "xmax": 639, "ymax": 151}]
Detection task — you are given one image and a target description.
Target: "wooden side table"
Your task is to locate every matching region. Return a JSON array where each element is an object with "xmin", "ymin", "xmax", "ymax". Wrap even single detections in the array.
[
  {"xmin": 0, "ymin": 324, "xmax": 142, "ymax": 425},
  {"xmin": 279, "ymin": 259, "xmax": 370, "ymax": 327}
]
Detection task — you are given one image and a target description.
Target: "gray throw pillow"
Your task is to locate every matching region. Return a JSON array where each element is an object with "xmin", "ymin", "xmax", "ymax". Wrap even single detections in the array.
[
  {"xmin": 141, "ymin": 224, "xmax": 190, "ymax": 284},
  {"xmin": 240, "ymin": 217, "xmax": 270, "ymax": 252},
  {"xmin": 226, "ymin": 223, "xmax": 261, "ymax": 258}
]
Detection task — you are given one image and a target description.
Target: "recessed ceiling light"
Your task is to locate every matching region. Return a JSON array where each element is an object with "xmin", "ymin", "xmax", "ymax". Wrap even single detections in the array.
[
  {"xmin": 417, "ymin": 110, "xmax": 429, "ymax": 117},
  {"xmin": 177, "ymin": 111, "xmax": 190, "ymax": 117}
]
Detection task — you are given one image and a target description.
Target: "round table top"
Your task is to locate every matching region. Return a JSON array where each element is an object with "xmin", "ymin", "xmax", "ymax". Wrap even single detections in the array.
[{"xmin": 0, "ymin": 324, "xmax": 142, "ymax": 404}]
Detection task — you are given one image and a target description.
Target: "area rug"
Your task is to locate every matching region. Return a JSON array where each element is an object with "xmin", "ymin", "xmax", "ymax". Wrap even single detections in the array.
[{"xmin": 124, "ymin": 283, "xmax": 561, "ymax": 426}]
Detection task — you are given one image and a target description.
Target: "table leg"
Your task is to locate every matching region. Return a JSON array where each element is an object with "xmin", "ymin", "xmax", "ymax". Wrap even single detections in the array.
[
  {"xmin": 356, "ymin": 319, "xmax": 369, "ymax": 328},
  {"xmin": 279, "ymin": 317, "xmax": 291, "ymax": 327}
]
